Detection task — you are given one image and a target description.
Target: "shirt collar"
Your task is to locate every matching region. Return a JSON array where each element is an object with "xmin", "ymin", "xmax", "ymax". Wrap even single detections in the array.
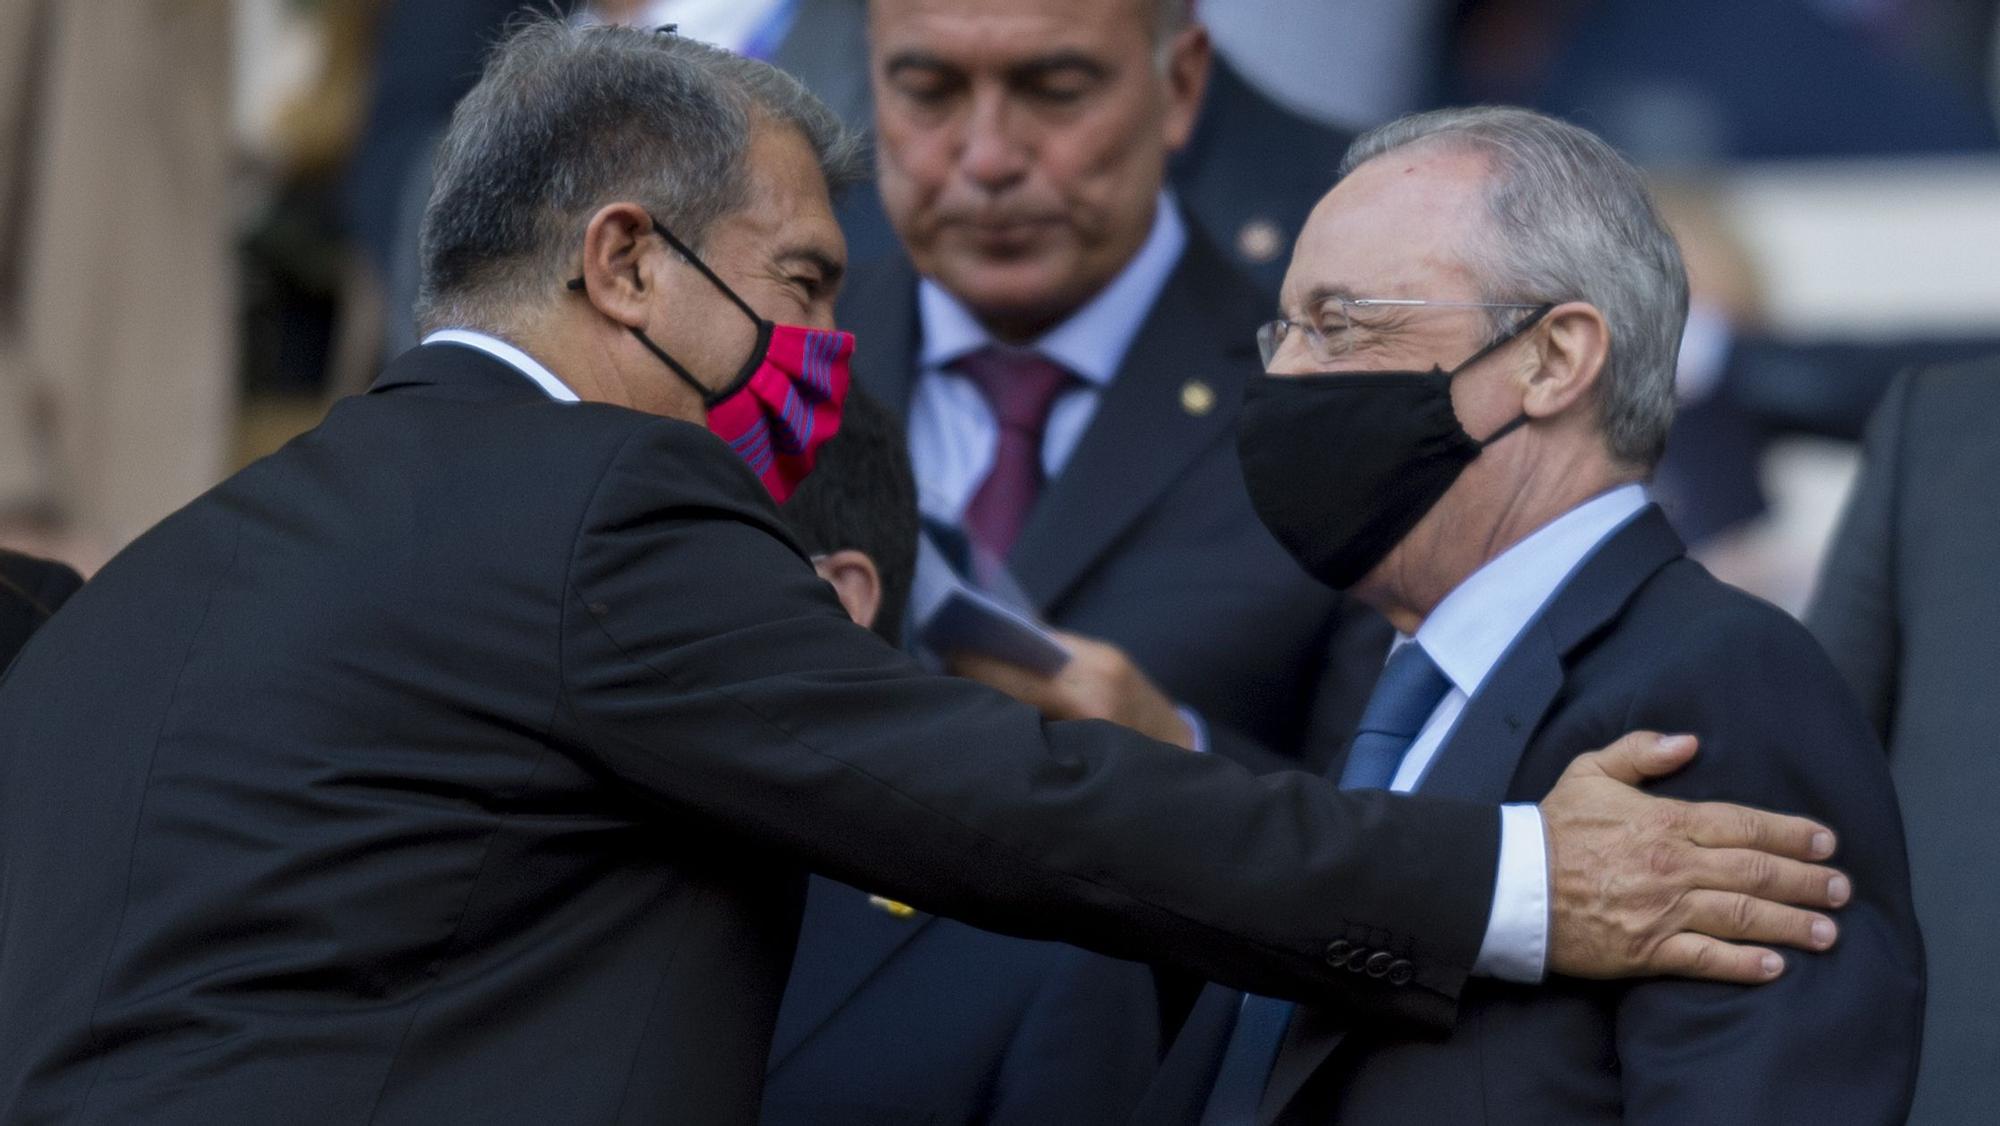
[
  {"xmin": 916, "ymin": 191, "xmax": 1188, "ymax": 387},
  {"xmin": 1406, "ymin": 483, "xmax": 1651, "ymax": 698},
  {"xmin": 421, "ymin": 329, "xmax": 580, "ymax": 403}
]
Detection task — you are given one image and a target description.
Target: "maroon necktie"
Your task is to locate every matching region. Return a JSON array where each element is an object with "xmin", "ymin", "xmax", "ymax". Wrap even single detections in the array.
[{"xmin": 956, "ymin": 346, "xmax": 1075, "ymax": 561}]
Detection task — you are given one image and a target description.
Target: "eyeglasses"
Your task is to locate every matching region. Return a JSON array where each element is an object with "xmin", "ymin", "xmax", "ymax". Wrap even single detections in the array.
[{"xmin": 1256, "ymin": 298, "xmax": 1550, "ymax": 369}]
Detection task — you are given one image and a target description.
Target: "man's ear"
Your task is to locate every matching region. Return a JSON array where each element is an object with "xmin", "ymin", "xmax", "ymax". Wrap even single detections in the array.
[
  {"xmin": 812, "ymin": 549, "xmax": 884, "ymax": 632},
  {"xmin": 1160, "ymin": 23, "xmax": 1212, "ymax": 155},
  {"xmin": 1522, "ymin": 301, "xmax": 1611, "ymax": 420},
  {"xmin": 575, "ymin": 202, "xmax": 660, "ymax": 330}
]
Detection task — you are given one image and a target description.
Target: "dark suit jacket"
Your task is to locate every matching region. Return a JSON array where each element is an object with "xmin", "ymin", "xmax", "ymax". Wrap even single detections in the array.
[
  {"xmin": 1141, "ymin": 506, "xmax": 1924, "ymax": 1125},
  {"xmin": 1810, "ymin": 359, "xmax": 2000, "ymax": 1125},
  {"xmin": 762, "ymin": 879, "xmax": 1162, "ymax": 1126},
  {"xmin": 0, "ymin": 343, "xmax": 1498, "ymax": 1125},
  {"xmin": 763, "ymin": 223, "xmax": 1389, "ymax": 1124},
  {"xmin": 0, "ymin": 548, "xmax": 82, "ymax": 669}
]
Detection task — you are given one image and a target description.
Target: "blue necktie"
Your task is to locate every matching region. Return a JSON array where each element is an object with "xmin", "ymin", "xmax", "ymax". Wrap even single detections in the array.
[
  {"xmin": 1338, "ymin": 642, "xmax": 1453, "ymax": 791},
  {"xmin": 1199, "ymin": 642, "xmax": 1452, "ymax": 1125}
]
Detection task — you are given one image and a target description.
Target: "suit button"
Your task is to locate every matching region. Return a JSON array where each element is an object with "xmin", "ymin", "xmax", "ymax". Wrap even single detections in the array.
[
  {"xmin": 1346, "ymin": 947, "xmax": 1374, "ymax": 973},
  {"xmin": 1365, "ymin": 951, "xmax": 1396, "ymax": 978},
  {"xmin": 1324, "ymin": 940, "xmax": 1353, "ymax": 966},
  {"xmin": 1387, "ymin": 959, "xmax": 1416, "ymax": 986}
]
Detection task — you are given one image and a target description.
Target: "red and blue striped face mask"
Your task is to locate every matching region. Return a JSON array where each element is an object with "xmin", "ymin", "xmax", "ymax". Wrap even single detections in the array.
[{"xmin": 570, "ymin": 217, "xmax": 853, "ymax": 503}]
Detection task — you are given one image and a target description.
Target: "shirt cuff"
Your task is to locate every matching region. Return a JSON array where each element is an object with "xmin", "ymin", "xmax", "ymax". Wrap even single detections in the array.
[
  {"xmin": 1472, "ymin": 802, "xmax": 1549, "ymax": 983},
  {"xmin": 1175, "ymin": 705, "xmax": 1209, "ymax": 754}
]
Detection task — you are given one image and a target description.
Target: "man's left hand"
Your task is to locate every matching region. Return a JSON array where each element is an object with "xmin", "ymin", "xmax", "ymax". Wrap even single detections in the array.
[{"xmin": 950, "ymin": 630, "xmax": 1197, "ymax": 750}]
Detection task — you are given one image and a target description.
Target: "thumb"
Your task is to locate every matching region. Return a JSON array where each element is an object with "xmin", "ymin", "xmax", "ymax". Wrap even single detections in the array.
[{"xmin": 1566, "ymin": 731, "xmax": 1698, "ymax": 786}]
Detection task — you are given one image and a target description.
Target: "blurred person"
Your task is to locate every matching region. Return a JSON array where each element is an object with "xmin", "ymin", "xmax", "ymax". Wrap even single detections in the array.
[
  {"xmin": 834, "ymin": 1, "xmax": 1350, "ymax": 295},
  {"xmin": 345, "ymin": 0, "xmax": 549, "ymax": 361},
  {"xmin": 763, "ymin": 391, "xmax": 1166, "ymax": 1123},
  {"xmin": 853, "ymin": 0, "xmax": 1368, "ymax": 776},
  {"xmin": 1810, "ymin": 359, "xmax": 2000, "ymax": 1126},
  {"xmin": 809, "ymin": 0, "xmax": 1383, "ymax": 1085},
  {"xmin": 1137, "ymin": 106, "xmax": 1921, "ymax": 1126},
  {"xmin": 0, "ymin": 25, "xmax": 1848, "ymax": 1125},
  {"xmin": 0, "ymin": 548, "xmax": 81, "ymax": 670},
  {"xmin": 0, "ymin": 0, "xmax": 235, "ymax": 563}
]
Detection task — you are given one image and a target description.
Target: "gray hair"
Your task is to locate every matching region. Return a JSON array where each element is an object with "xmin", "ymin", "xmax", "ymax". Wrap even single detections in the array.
[
  {"xmin": 1339, "ymin": 106, "xmax": 1688, "ymax": 468},
  {"xmin": 416, "ymin": 19, "xmax": 867, "ymax": 334}
]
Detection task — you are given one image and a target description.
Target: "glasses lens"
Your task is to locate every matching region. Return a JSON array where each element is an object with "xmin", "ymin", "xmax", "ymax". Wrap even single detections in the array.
[{"xmin": 1256, "ymin": 320, "xmax": 1286, "ymax": 368}]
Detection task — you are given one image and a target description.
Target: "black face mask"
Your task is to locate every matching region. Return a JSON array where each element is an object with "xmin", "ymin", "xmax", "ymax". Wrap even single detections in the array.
[{"xmin": 1235, "ymin": 305, "xmax": 1553, "ymax": 591}]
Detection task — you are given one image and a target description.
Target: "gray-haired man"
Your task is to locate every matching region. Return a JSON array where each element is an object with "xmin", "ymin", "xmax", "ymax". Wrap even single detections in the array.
[
  {"xmin": 0, "ymin": 28, "xmax": 1852, "ymax": 1126},
  {"xmin": 1141, "ymin": 106, "xmax": 1922, "ymax": 1126}
]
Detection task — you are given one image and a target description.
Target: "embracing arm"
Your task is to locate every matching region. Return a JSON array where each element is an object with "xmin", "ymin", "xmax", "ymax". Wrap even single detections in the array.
[{"xmin": 559, "ymin": 421, "xmax": 1496, "ymax": 1027}]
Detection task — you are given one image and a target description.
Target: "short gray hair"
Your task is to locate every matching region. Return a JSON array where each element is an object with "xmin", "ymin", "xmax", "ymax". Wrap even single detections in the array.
[
  {"xmin": 1340, "ymin": 106, "xmax": 1688, "ymax": 467},
  {"xmin": 416, "ymin": 20, "xmax": 866, "ymax": 333}
]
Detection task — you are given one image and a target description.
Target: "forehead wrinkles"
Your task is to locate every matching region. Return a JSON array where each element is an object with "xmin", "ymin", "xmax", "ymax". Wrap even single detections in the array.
[{"xmin": 870, "ymin": 0, "xmax": 1149, "ymax": 61}]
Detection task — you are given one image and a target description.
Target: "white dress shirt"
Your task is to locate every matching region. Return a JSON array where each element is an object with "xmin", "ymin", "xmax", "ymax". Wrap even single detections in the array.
[
  {"xmin": 1390, "ymin": 483, "xmax": 1652, "ymax": 981},
  {"xmin": 421, "ymin": 329, "xmax": 579, "ymax": 402}
]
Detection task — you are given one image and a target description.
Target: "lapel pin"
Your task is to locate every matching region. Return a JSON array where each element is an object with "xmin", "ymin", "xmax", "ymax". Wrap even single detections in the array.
[
  {"xmin": 1180, "ymin": 379, "xmax": 1216, "ymax": 418},
  {"xmin": 867, "ymin": 894, "xmax": 917, "ymax": 919}
]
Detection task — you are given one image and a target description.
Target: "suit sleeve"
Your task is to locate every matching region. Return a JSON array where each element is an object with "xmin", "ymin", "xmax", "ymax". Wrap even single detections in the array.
[
  {"xmin": 557, "ymin": 420, "xmax": 1499, "ymax": 1029},
  {"xmin": 1806, "ymin": 369, "xmax": 1912, "ymax": 742},
  {"xmin": 1612, "ymin": 603, "xmax": 1923, "ymax": 1125}
]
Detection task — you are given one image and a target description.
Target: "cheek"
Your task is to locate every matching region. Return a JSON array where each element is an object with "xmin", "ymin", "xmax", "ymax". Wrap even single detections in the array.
[{"xmin": 1446, "ymin": 369, "xmax": 1518, "ymax": 436}]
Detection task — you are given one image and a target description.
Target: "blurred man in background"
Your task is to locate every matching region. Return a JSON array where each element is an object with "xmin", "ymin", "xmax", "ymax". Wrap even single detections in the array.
[
  {"xmin": 0, "ymin": 0, "xmax": 236, "ymax": 564},
  {"xmin": 1811, "ymin": 359, "xmax": 2000, "ymax": 1126},
  {"xmin": 1139, "ymin": 106, "xmax": 1921, "ymax": 1126},
  {"xmin": 772, "ymin": 3, "xmax": 1395, "ymax": 1111}
]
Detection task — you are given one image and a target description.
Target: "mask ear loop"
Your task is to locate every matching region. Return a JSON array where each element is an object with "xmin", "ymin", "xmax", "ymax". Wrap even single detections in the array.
[
  {"xmin": 1447, "ymin": 302, "xmax": 1555, "ymax": 447},
  {"xmin": 564, "ymin": 214, "xmax": 775, "ymax": 407}
]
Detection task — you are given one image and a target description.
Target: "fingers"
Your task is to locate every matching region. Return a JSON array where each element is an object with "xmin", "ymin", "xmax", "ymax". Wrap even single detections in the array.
[
  {"xmin": 1674, "ymin": 888, "xmax": 1837, "ymax": 952},
  {"xmin": 1688, "ymin": 844, "xmax": 1850, "ymax": 910},
  {"xmin": 1646, "ymin": 933, "xmax": 1788, "ymax": 985},
  {"xmin": 949, "ymin": 652, "xmax": 1061, "ymax": 712},
  {"xmin": 1682, "ymin": 799, "xmax": 1837, "ymax": 862},
  {"xmin": 1565, "ymin": 731, "xmax": 1698, "ymax": 785}
]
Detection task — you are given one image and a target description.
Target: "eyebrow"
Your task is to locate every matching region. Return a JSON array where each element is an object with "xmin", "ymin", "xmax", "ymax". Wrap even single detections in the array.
[
  {"xmin": 1280, "ymin": 284, "xmax": 1360, "ymax": 319},
  {"xmin": 882, "ymin": 49, "xmax": 1110, "ymax": 85},
  {"xmin": 778, "ymin": 247, "xmax": 845, "ymax": 288},
  {"xmin": 1008, "ymin": 52, "xmax": 1110, "ymax": 84},
  {"xmin": 883, "ymin": 50, "xmax": 953, "ymax": 78}
]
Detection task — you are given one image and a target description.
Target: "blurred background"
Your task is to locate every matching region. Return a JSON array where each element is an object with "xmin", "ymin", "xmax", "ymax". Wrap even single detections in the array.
[{"xmin": 6, "ymin": 0, "xmax": 2000, "ymax": 614}]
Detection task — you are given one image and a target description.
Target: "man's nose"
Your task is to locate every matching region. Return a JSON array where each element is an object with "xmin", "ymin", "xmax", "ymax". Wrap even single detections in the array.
[{"xmin": 957, "ymin": 90, "xmax": 1029, "ymax": 193}]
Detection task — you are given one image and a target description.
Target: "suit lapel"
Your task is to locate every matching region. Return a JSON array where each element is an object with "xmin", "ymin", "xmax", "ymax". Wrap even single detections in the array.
[
  {"xmin": 765, "ymin": 879, "xmax": 936, "ymax": 1070},
  {"xmin": 1258, "ymin": 506, "xmax": 1686, "ymax": 1124},
  {"xmin": 1009, "ymin": 232, "xmax": 1265, "ymax": 615}
]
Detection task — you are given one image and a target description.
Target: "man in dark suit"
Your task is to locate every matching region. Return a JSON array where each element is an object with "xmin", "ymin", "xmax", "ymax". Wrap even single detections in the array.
[
  {"xmin": 1139, "ymin": 106, "xmax": 1922, "ymax": 1125},
  {"xmin": 1810, "ymin": 359, "xmax": 2000, "ymax": 1125},
  {"xmin": 0, "ymin": 24, "xmax": 1855, "ymax": 1125},
  {"xmin": 762, "ymin": 392, "xmax": 1166, "ymax": 1124},
  {"xmin": 0, "ymin": 547, "xmax": 81, "ymax": 668}
]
